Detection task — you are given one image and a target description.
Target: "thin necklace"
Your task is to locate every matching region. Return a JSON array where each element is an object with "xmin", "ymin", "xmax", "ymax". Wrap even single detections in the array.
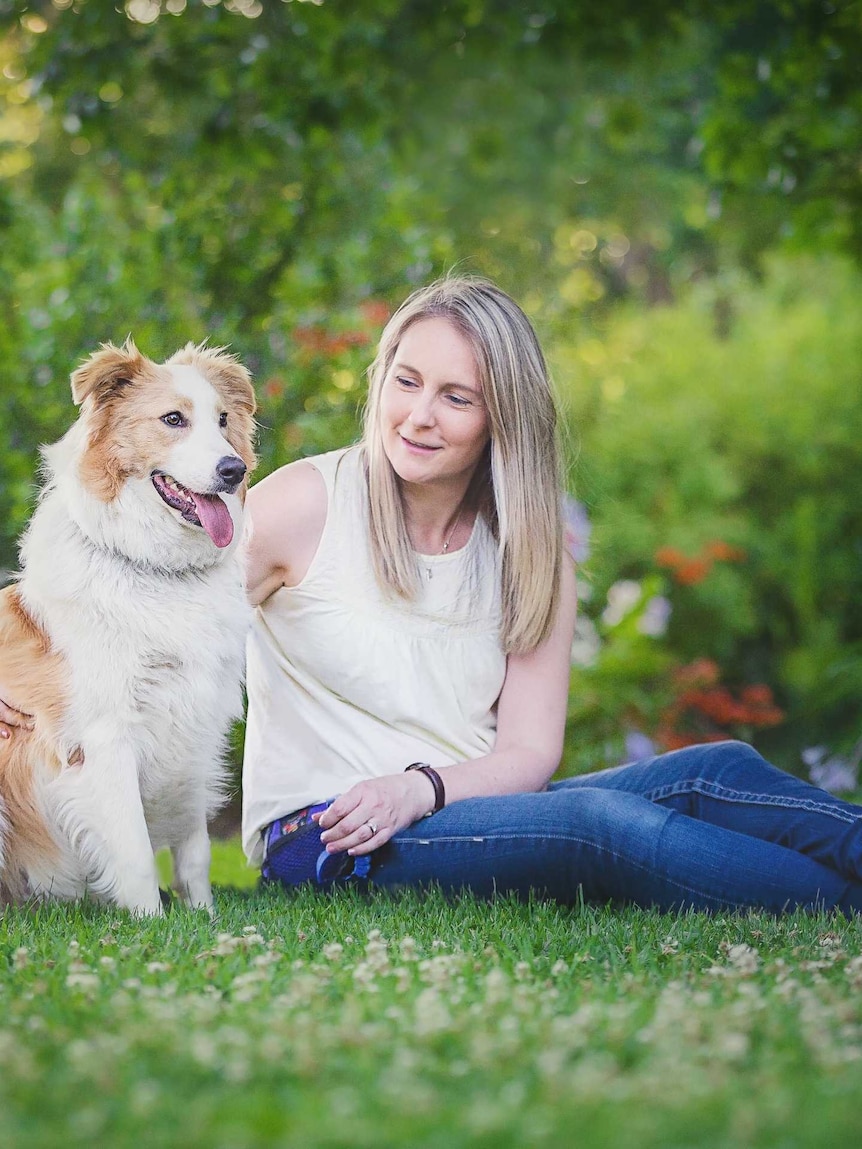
[
  {"xmin": 426, "ymin": 505, "xmax": 464, "ymax": 579},
  {"xmin": 440, "ymin": 506, "xmax": 464, "ymax": 553}
]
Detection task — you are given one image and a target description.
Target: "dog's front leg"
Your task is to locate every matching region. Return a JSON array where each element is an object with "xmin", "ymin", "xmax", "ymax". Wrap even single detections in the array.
[
  {"xmin": 171, "ymin": 815, "xmax": 214, "ymax": 915},
  {"xmin": 58, "ymin": 738, "xmax": 162, "ymax": 915}
]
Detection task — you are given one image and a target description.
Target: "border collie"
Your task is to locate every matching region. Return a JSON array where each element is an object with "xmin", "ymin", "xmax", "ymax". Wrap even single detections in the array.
[{"xmin": 0, "ymin": 340, "xmax": 256, "ymax": 914}]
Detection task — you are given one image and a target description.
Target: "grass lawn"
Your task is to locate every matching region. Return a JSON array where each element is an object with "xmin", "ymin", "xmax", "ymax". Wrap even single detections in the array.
[{"xmin": 2, "ymin": 838, "xmax": 861, "ymax": 1149}]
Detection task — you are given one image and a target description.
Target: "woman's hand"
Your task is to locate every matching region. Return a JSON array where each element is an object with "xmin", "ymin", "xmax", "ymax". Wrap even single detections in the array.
[
  {"xmin": 0, "ymin": 692, "xmax": 34, "ymax": 740},
  {"xmin": 315, "ymin": 771, "xmax": 436, "ymax": 856}
]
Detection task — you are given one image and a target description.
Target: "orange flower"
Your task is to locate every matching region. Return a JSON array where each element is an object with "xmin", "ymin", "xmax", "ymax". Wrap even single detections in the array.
[
  {"xmin": 674, "ymin": 659, "xmax": 721, "ymax": 688},
  {"xmin": 673, "ymin": 557, "xmax": 711, "ymax": 585},
  {"xmin": 740, "ymin": 684, "xmax": 774, "ymax": 707},
  {"xmin": 705, "ymin": 540, "xmax": 747, "ymax": 562},
  {"xmin": 361, "ymin": 299, "xmax": 392, "ymax": 326},
  {"xmin": 655, "ymin": 546, "xmax": 687, "ymax": 569}
]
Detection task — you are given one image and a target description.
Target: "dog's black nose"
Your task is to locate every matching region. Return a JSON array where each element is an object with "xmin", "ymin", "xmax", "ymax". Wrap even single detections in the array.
[{"xmin": 216, "ymin": 455, "xmax": 247, "ymax": 488}]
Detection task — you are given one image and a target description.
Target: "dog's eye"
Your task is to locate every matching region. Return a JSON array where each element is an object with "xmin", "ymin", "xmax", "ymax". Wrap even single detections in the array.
[
  {"xmin": 161, "ymin": 412, "xmax": 187, "ymax": 428},
  {"xmin": 219, "ymin": 412, "xmax": 228, "ymax": 428}
]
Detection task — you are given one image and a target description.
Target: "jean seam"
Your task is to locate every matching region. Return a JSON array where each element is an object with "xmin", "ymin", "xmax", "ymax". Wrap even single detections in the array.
[
  {"xmin": 388, "ymin": 832, "xmax": 767, "ymax": 910},
  {"xmin": 640, "ymin": 778, "xmax": 862, "ymax": 824}
]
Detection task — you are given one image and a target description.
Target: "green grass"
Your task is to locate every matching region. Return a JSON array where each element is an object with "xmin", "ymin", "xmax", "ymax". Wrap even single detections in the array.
[{"xmin": 2, "ymin": 840, "xmax": 861, "ymax": 1149}]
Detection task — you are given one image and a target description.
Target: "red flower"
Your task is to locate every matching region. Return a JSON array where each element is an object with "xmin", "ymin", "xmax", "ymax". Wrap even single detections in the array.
[
  {"xmin": 674, "ymin": 659, "xmax": 721, "ymax": 688},
  {"xmin": 673, "ymin": 558, "xmax": 711, "ymax": 586},
  {"xmin": 655, "ymin": 546, "xmax": 687, "ymax": 569},
  {"xmin": 360, "ymin": 299, "xmax": 392, "ymax": 326},
  {"xmin": 705, "ymin": 540, "xmax": 746, "ymax": 562}
]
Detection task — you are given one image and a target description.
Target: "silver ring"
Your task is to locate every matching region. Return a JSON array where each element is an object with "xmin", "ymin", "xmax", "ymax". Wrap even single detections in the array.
[{"xmin": 366, "ymin": 820, "xmax": 378, "ymax": 836}]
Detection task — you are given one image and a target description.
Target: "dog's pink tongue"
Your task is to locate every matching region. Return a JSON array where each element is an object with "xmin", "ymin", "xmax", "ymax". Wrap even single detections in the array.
[{"xmin": 192, "ymin": 493, "xmax": 234, "ymax": 548}]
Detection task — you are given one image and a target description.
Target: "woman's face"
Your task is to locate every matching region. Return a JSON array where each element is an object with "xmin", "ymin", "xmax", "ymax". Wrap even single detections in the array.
[{"xmin": 379, "ymin": 317, "xmax": 490, "ymax": 491}]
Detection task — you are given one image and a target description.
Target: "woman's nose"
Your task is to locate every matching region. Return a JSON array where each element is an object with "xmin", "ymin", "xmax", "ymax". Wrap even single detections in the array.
[{"xmin": 409, "ymin": 393, "xmax": 436, "ymax": 427}]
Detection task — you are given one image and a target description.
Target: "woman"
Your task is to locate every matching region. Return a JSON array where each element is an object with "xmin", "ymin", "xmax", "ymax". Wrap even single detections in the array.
[{"xmin": 3, "ymin": 276, "xmax": 862, "ymax": 912}]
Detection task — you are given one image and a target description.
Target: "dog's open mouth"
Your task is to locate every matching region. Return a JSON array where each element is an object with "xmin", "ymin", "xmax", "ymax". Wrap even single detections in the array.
[{"xmin": 151, "ymin": 472, "xmax": 234, "ymax": 548}]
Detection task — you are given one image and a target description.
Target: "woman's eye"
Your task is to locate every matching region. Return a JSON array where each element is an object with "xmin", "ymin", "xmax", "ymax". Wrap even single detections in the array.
[
  {"xmin": 161, "ymin": 411, "xmax": 186, "ymax": 428},
  {"xmin": 446, "ymin": 393, "xmax": 471, "ymax": 408},
  {"xmin": 219, "ymin": 412, "xmax": 228, "ymax": 428},
  {"xmin": 396, "ymin": 376, "xmax": 419, "ymax": 389}
]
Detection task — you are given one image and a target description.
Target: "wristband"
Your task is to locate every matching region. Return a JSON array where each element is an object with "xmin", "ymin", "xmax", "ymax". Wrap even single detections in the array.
[{"xmin": 405, "ymin": 762, "xmax": 446, "ymax": 815}]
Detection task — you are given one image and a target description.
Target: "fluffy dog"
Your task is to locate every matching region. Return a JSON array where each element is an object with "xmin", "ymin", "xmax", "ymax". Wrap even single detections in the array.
[{"xmin": 0, "ymin": 340, "xmax": 256, "ymax": 914}]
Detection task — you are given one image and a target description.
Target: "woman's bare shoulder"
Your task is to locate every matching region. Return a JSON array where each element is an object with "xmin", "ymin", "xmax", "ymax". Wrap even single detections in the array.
[
  {"xmin": 245, "ymin": 459, "xmax": 329, "ymax": 602},
  {"xmin": 247, "ymin": 458, "xmax": 327, "ymax": 518}
]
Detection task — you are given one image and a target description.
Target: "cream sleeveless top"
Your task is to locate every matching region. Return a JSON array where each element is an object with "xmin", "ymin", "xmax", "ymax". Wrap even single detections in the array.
[{"xmin": 241, "ymin": 446, "xmax": 507, "ymax": 862}]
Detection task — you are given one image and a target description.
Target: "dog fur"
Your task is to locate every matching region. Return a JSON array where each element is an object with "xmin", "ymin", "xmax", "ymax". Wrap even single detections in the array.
[{"xmin": 0, "ymin": 340, "xmax": 256, "ymax": 914}]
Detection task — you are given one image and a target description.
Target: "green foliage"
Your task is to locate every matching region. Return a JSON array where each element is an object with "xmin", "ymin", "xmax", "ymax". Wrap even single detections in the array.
[
  {"xmin": 1, "ymin": 2, "xmax": 860, "ymax": 763},
  {"xmin": 555, "ymin": 254, "xmax": 862, "ymax": 768}
]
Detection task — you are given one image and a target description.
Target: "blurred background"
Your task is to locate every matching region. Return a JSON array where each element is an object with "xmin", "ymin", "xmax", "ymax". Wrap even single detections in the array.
[{"xmin": 1, "ymin": 0, "xmax": 860, "ymax": 785}]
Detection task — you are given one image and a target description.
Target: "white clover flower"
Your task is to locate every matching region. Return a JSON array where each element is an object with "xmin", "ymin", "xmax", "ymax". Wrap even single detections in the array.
[
  {"xmin": 399, "ymin": 936, "xmax": 418, "ymax": 961},
  {"xmin": 724, "ymin": 943, "xmax": 761, "ymax": 974},
  {"xmin": 351, "ymin": 961, "xmax": 379, "ymax": 990},
  {"xmin": 413, "ymin": 987, "xmax": 452, "ymax": 1037},
  {"xmin": 65, "ymin": 971, "xmax": 100, "ymax": 992},
  {"xmin": 845, "ymin": 955, "xmax": 862, "ymax": 989},
  {"xmin": 484, "ymin": 967, "xmax": 510, "ymax": 1005}
]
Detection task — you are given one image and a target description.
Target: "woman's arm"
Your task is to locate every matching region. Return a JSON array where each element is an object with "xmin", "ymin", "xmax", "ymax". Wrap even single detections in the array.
[
  {"xmin": 438, "ymin": 553, "xmax": 579, "ymax": 801},
  {"xmin": 317, "ymin": 556, "xmax": 579, "ymax": 854},
  {"xmin": 243, "ymin": 460, "xmax": 328, "ymax": 606}
]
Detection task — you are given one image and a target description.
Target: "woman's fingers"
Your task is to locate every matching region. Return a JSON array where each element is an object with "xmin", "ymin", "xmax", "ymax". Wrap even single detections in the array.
[
  {"xmin": 320, "ymin": 807, "xmax": 383, "ymax": 850},
  {"xmin": 0, "ymin": 695, "xmax": 35, "ymax": 737},
  {"xmin": 334, "ymin": 818, "xmax": 386, "ymax": 857}
]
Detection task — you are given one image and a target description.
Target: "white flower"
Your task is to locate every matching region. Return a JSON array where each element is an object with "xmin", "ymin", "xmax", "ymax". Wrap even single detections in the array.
[
  {"xmin": 637, "ymin": 595, "xmax": 672, "ymax": 637},
  {"xmin": 570, "ymin": 615, "xmax": 601, "ymax": 667},
  {"xmin": 601, "ymin": 580, "xmax": 642, "ymax": 626}
]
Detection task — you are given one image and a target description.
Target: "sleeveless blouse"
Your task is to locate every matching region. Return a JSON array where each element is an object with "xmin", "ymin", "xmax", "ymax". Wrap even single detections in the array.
[{"xmin": 241, "ymin": 446, "xmax": 507, "ymax": 862}]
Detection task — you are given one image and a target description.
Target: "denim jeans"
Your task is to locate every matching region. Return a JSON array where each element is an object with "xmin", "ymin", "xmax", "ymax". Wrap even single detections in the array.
[{"xmin": 369, "ymin": 742, "xmax": 862, "ymax": 914}]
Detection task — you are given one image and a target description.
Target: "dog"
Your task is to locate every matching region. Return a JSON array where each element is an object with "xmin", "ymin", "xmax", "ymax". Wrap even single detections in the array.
[{"xmin": 0, "ymin": 339, "xmax": 256, "ymax": 915}]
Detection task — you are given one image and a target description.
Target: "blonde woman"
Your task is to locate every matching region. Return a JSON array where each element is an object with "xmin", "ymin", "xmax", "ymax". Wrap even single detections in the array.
[
  {"xmin": 3, "ymin": 276, "xmax": 862, "ymax": 911},
  {"xmin": 237, "ymin": 275, "xmax": 862, "ymax": 912}
]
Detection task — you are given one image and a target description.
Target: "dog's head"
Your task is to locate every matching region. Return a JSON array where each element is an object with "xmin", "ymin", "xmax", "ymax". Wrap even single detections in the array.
[{"xmin": 70, "ymin": 339, "xmax": 257, "ymax": 550}]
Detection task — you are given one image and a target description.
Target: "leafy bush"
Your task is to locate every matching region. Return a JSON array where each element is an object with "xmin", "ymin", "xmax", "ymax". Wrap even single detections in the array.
[{"xmin": 554, "ymin": 254, "xmax": 862, "ymax": 772}]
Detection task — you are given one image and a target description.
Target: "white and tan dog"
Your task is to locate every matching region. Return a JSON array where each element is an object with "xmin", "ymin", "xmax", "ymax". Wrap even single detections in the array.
[{"xmin": 0, "ymin": 340, "xmax": 256, "ymax": 914}]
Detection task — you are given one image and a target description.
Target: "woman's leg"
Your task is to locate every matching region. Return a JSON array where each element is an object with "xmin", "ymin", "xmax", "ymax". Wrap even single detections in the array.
[
  {"xmin": 370, "ymin": 785, "xmax": 862, "ymax": 915},
  {"xmin": 552, "ymin": 741, "xmax": 862, "ymax": 881}
]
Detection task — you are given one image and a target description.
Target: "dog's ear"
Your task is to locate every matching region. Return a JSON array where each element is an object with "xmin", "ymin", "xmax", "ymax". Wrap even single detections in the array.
[{"xmin": 70, "ymin": 339, "xmax": 146, "ymax": 407}]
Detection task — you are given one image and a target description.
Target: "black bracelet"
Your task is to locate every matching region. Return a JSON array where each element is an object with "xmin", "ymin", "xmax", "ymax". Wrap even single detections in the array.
[{"xmin": 405, "ymin": 762, "xmax": 446, "ymax": 815}]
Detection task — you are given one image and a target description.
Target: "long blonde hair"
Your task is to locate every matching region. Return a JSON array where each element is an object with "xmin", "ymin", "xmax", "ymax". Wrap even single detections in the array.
[{"xmin": 361, "ymin": 275, "xmax": 563, "ymax": 655}]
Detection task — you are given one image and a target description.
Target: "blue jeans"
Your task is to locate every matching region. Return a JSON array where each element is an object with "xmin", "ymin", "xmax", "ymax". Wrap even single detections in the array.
[{"xmin": 370, "ymin": 742, "xmax": 862, "ymax": 914}]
